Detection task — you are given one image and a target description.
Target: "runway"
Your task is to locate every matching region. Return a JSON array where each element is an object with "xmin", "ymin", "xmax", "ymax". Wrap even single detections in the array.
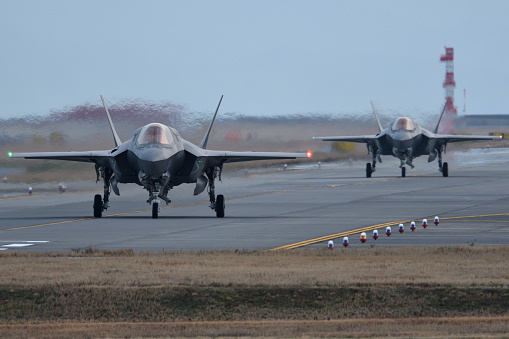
[{"xmin": 1, "ymin": 147, "xmax": 509, "ymax": 252}]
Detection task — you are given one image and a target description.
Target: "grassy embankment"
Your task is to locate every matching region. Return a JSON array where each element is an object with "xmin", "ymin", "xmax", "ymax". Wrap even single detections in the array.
[{"xmin": 0, "ymin": 247, "xmax": 508, "ymax": 337}]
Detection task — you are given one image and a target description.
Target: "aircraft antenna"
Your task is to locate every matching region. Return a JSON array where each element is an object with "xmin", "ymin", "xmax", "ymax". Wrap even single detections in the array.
[
  {"xmin": 370, "ymin": 101, "xmax": 383, "ymax": 132},
  {"xmin": 100, "ymin": 95, "xmax": 122, "ymax": 147},
  {"xmin": 200, "ymin": 95, "xmax": 223, "ymax": 149}
]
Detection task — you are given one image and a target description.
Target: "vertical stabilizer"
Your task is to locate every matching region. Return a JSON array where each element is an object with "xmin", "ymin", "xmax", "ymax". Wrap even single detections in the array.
[
  {"xmin": 100, "ymin": 95, "xmax": 122, "ymax": 147},
  {"xmin": 371, "ymin": 101, "xmax": 383, "ymax": 133},
  {"xmin": 433, "ymin": 102, "xmax": 448, "ymax": 134},
  {"xmin": 199, "ymin": 95, "xmax": 223, "ymax": 149}
]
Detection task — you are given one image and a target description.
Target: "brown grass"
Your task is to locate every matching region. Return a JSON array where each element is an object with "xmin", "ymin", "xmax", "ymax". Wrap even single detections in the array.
[
  {"xmin": 1, "ymin": 247, "xmax": 507, "ymax": 288},
  {"xmin": 1, "ymin": 317, "xmax": 509, "ymax": 338},
  {"xmin": 0, "ymin": 247, "xmax": 508, "ymax": 337}
]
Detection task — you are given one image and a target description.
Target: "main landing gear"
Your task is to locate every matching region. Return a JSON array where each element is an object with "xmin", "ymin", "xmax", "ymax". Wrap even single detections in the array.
[
  {"xmin": 437, "ymin": 146, "xmax": 448, "ymax": 177},
  {"xmin": 366, "ymin": 146, "xmax": 378, "ymax": 178},
  {"xmin": 206, "ymin": 166, "xmax": 226, "ymax": 218},
  {"xmin": 366, "ymin": 163, "xmax": 372, "ymax": 178},
  {"xmin": 93, "ymin": 165, "xmax": 113, "ymax": 218},
  {"xmin": 442, "ymin": 162, "xmax": 448, "ymax": 177}
]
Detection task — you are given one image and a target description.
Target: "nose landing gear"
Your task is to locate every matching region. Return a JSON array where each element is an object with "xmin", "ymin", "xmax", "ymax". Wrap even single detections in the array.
[{"xmin": 152, "ymin": 201, "xmax": 159, "ymax": 219}]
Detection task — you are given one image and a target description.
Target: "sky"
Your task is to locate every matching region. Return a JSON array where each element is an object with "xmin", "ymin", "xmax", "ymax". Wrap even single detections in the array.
[{"xmin": 1, "ymin": 0, "xmax": 508, "ymax": 119}]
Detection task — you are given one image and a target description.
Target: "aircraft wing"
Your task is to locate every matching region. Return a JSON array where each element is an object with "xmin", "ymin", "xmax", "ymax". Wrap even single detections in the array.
[
  {"xmin": 313, "ymin": 135, "xmax": 378, "ymax": 143},
  {"xmin": 432, "ymin": 134, "xmax": 501, "ymax": 144},
  {"xmin": 9, "ymin": 150, "xmax": 112, "ymax": 164},
  {"xmin": 203, "ymin": 150, "xmax": 309, "ymax": 163}
]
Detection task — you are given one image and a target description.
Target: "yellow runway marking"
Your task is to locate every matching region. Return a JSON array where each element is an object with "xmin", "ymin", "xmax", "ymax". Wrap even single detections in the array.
[
  {"xmin": 0, "ymin": 193, "xmax": 55, "ymax": 201},
  {"xmin": 271, "ymin": 213, "xmax": 509, "ymax": 250},
  {"xmin": 3, "ymin": 218, "xmax": 95, "ymax": 231}
]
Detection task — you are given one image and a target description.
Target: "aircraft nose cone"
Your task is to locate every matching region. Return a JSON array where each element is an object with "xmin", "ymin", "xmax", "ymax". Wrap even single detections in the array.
[
  {"xmin": 391, "ymin": 135, "xmax": 413, "ymax": 154},
  {"xmin": 139, "ymin": 159, "xmax": 169, "ymax": 178},
  {"xmin": 138, "ymin": 147, "xmax": 170, "ymax": 178}
]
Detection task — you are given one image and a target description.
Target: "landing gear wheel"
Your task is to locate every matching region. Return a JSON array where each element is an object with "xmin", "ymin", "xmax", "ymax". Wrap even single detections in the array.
[
  {"xmin": 442, "ymin": 162, "xmax": 449, "ymax": 177},
  {"xmin": 215, "ymin": 194, "xmax": 225, "ymax": 218},
  {"xmin": 93, "ymin": 194, "xmax": 102, "ymax": 218},
  {"xmin": 401, "ymin": 167, "xmax": 406, "ymax": 177},
  {"xmin": 366, "ymin": 163, "xmax": 372, "ymax": 178},
  {"xmin": 152, "ymin": 202, "xmax": 159, "ymax": 219}
]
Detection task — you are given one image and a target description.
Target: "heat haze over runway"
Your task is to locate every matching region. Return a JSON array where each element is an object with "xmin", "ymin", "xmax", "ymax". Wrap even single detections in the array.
[{"xmin": 1, "ymin": 148, "xmax": 509, "ymax": 252}]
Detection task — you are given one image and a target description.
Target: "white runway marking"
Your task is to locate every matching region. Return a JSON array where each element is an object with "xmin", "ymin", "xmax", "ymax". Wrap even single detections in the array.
[{"xmin": 0, "ymin": 241, "xmax": 49, "ymax": 250}]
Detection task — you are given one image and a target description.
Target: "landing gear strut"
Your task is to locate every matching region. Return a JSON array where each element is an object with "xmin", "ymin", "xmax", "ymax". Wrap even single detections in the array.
[
  {"xmin": 366, "ymin": 146, "xmax": 378, "ymax": 178},
  {"xmin": 206, "ymin": 166, "xmax": 225, "ymax": 218},
  {"xmin": 93, "ymin": 165, "xmax": 113, "ymax": 218},
  {"xmin": 437, "ymin": 146, "xmax": 448, "ymax": 177},
  {"xmin": 138, "ymin": 171, "xmax": 171, "ymax": 219}
]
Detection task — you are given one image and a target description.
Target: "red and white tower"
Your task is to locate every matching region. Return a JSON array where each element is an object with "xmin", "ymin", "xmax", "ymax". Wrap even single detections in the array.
[{"xmin": 440, "ymin": 46, "xmax": 457, "ymax": 132}]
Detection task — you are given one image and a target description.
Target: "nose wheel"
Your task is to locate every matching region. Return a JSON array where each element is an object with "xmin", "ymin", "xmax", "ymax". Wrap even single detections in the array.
[
  {"xmin": 401, "ymin": 166, "xmax": 406, "ymax": 177},
  {"xmin": 152, "ymin": 202, "xmax": 159, "ymax": 219}
]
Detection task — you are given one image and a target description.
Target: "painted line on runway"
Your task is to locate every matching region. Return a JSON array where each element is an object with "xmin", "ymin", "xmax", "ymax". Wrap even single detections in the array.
[
  {"xmin": 0, "ymin": 240, "xmax": 50, "ymax": 251},
  {"xmin": 0, "ymin": 194, "xmax": 50, "ymax": 201},
  {"xmin": 1, "ymin": 218, "xmax": 95, "ymax": 231},
  {"xmin": 271, "ymin": 212, "xmax": 509, "ymax": 250}
]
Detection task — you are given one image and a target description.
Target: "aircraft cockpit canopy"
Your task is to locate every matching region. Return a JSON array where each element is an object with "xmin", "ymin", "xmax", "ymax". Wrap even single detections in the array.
[
  {"xmin": 391, "ymin": 117, "xmax": 415, "ymax": 131},
  {"xmin": 137, "ymin": 123, "xmax": 174, "ymax": 145}
]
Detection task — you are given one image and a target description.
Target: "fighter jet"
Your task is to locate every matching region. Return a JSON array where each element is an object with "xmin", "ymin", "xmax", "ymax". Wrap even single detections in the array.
[
  {"xmin": 313, "ymin": 102, "xmax": 500, "ymax": 178},
  {"xmin": 10, "ymin": 96, "xmax": 309, "ymax": 218}
]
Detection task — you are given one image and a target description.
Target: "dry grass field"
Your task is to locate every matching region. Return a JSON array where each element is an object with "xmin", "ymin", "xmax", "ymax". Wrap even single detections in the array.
[{"xmin": 1, "ymin": 247, "xmax": 508, "ymax": 338}]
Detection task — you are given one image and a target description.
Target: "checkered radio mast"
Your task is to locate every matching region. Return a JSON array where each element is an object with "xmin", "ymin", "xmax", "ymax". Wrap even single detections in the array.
[{"xmin": 440, "ymin": 46, "xmax": 457, "ymax": 132}]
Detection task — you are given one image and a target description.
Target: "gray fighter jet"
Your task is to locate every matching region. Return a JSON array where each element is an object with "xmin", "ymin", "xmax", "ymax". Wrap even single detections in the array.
[
  {"xmin": 313, "ymin": 102, "xmax": 500, "ymax": 178},
  {"xmin": 10, "ymin": 96, "xmax": 309, "ymax": 218}
]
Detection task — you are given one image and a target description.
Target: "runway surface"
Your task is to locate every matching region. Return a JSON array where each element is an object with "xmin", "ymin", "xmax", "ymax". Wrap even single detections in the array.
[{"xmin": 1, "ymin": 147, "xmax": 509, "ymax": 252}]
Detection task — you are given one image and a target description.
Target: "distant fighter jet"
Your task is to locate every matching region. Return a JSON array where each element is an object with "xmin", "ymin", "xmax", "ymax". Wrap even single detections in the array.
[
  {"xmin": 313, "ymin": 102, "xmax": 500, "ymax": 178},
  {"xmin": 10, "ymin": 96, "xmax": 309, "ymax": 218}
]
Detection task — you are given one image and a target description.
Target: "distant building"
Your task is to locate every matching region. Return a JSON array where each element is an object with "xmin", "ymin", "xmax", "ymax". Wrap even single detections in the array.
[{"xmin": 458, "ymin": 115, "xmax": 509, "ymax": 128}]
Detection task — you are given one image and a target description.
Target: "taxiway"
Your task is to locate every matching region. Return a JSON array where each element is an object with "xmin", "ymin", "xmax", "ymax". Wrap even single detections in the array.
[{"xmin": 1, "ymin": 148, "xmax": 509, "ymax": 252}]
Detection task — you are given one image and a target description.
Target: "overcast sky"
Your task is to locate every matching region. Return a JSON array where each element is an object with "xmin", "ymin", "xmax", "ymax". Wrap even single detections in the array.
[{"xmin": 1, "ymin": 0, "xmax": 508, "ymax": 119}]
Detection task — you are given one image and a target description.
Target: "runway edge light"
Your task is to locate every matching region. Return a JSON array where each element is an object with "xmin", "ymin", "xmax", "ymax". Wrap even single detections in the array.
[
  {"xmin": 373, "ymin": 229, "xmax": 379, "ymax": 240},
  {"xmin": 398, "ymin": 223, "xmax": 404, "ymax": 234},
  {"xmin": 386, "ymin": 226, "xmax": 391, "ymax": 236},
  {"xmin": 328, "ymin": 240, "xmax": 334, "ymax": 250},
  {"xmin": 434, "ymin": 216, "xmax": 439, "ymax": 226},
  {"xmin": 343, "ymin": 237, "xmax": 349, "ymax": 247},
  {"xmin": 410, "ymin": 221, "xmax": 416, "ymax": 232},
  {"xmin": 422, "ymin": 219, "xmax": 428, "ymax": 228},
  {"xmin": 360, "ymin": 232, "xmax": 367, "ymax": 243}
]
